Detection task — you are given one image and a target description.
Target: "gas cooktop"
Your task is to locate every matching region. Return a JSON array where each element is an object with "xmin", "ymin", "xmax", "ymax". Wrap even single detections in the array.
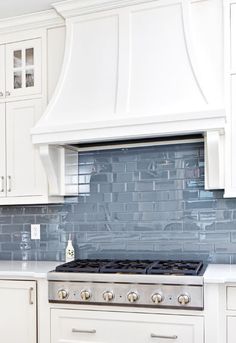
[
  {"xmin": 48, "ymin": 259, "xmax": 205, "ymax": 309},
  {"xmin": 54, "ymin": 258, "xmax": 204, "ymax": 276}
]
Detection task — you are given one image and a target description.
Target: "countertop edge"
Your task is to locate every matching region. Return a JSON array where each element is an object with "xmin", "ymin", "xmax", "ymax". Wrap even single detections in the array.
[{"xmin": 0, "ymin": 262, "xmax": 235, "ymax": 284}]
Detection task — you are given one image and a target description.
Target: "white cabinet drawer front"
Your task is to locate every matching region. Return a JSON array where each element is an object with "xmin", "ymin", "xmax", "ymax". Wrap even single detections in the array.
[
  {"xmin": 227, "ymin": 287, "xmax": 236, "ymax": 310},
  {"xmin": 51, "ymin": 309, "xmax": 204, "ymax": 343}
]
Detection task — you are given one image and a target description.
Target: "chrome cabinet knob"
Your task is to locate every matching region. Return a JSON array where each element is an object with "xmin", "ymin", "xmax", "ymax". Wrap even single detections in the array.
[
  {"xmin": 151, "ymin": 293, "xmax": 164, "ymax": 304},
  {"xmin": 58, "ymin": 289, "xmax": 68, "ymax": 300},
  {"xmin": 0, "ymin": 92, "xmax": 3, "ymax": 97},
  {"xmin": 178, "ymin": 294, "xmax": 190, "ymax": 305},
  {"xmin": 5, "ymin": 91, "xmax": 10, "ymax": 97},
  {"xmin": 103, "ymin": 291, "xmax": 114, "ymax": 302},
  {"xmin": 127, "ymin": 292, "xmax": 139, "ymax": 303},
  {"xmin": 80, "ymin": 290, "xmax": 91, "ymax": 301}
]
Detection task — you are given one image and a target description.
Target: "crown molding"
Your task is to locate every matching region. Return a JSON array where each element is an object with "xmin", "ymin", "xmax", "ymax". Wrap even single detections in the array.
[
  {"xmin": 0, "ymin": 9, "xmax": 64, "ymax": 34},
  {"xmin": 53, "ymin": 0, "xmax": 161, "ymax": 18},
  {"xmin": 53, "ymin": 0, "xmax": 207, "ymax": 18}
]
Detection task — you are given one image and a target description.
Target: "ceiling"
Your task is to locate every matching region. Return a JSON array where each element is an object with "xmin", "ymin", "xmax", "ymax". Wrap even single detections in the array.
[{"xmin": 0, "ymin": 0, "xmax": 67, "ymax": 20}]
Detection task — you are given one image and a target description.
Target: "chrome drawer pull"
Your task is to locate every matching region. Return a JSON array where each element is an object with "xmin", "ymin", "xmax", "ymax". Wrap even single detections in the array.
[
  {"xmin": 29, "ymin": 287, "xmax": 34, "ymax": 305},
  {"xmin": 72, "ymin": 329, "xmax": 96, "ymax": 334},
  {"xmin": 151, "ymin": 333, "xmax": 178, "ymax": 339},
  {"xmin": 7, "ymin": 176, "xmax": 11, "ymax": 192}
]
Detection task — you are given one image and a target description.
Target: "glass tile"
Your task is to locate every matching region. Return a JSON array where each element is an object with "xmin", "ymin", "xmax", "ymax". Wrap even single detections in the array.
[
  {"xmin": 14, "ymin": 71, "xmax": 22, "ymax": 89},
  {"xmin": 26, "ymin": 48, "xmax": 34, "ymax": 66},
  {"xmin": 14, "ymin": 50, "xmax": 22, "ymax": 68},
  {"xmin": 25, "ymin": 69, "xmax": 34, "ymax": 87}
]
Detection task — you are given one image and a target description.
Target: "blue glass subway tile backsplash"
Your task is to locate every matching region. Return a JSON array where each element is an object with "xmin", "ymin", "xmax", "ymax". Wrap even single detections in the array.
[{"xmin": 1, "ymin": 141, "xmax": 236, "ymax": 263}]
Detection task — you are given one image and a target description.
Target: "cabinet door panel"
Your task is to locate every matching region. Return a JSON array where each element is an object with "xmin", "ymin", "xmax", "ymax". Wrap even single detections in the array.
[
  {"xmin": 0, "ymin": 280, "xmax": 36, "ymax": 343},
  {"xmin": 0, "ymin": 103, "xmax": 6, "ymax": 197},
  {"xmin": 231, "ymin": 5, "xmax": 236, "ymax": 72},
  {"xmin": 6, "ymin": 99, "xmax": 44, "ymax": 197},
  {"xmin": 0, "ymin": 45, "xmax": 5, "ymax": 99},
  {"xmin": 5, "ymin": 38, "xmax": 41, "ymax": 98},
  {"xmin": 227, "ymin": 316, "xmax": 236, "ymax": 343},
  {"xmin": 51, "ymin": 309, "xmax": 204, "ymax": 343}
]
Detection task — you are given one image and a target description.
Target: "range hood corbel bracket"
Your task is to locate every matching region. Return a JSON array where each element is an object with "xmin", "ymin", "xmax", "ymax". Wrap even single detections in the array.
[
  {"xmin": 39, "ymin": 144, "xmax": 65, "ymax": 195},
  {"xmin": 204, "ymin": 130, "xmax": 225, "ymax": 190}
]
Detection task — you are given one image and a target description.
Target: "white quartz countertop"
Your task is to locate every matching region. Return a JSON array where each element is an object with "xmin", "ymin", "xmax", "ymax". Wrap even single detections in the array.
[
  {"xmin": 0, "ymin": 261, "xmax": 61, "ymax": 279},
  {"xmin": 204, "ymin": 264, "xmax": 236, "ymax": 284},
  {"xmin": 0, "ymin": 261, "xmax": 235, "ymax": 283}
]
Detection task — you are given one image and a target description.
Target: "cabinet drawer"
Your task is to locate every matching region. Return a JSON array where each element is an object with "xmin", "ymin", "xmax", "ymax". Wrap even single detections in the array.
[
  {"xmin": 227, "ymin": 287, "xmax": 236, "ymax": 310},
  {"xmin": 51, "ymin": 309, "xmax": 204, "ymax": 343}
]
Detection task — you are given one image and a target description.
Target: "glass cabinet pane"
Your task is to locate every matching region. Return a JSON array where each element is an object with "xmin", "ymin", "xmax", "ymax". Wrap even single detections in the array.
[
  {"xmin": 14, "ymin": 71, "xmax": 22, "ymax": 89},
  {"xmin": 25, "ymin": 69, "xmax": 34, "ymax": 88},
  {"xmin": 14, "ymin": 50, "xmax": 22, "ymax": 68},
  {"xmin": 7, "ymin": 38, "xmax": 40, "ymax": 95},
  {"xmin": 26, "ymin": 48, "xmax": 34, "ymax": 66}
]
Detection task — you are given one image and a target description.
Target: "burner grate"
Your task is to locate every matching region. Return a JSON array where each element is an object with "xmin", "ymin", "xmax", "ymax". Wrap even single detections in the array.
[
  {"xmin": 100, "ymin": 260, "xmax": 154, "ymax": 274},
  {"xmin": 55, "ymin": 259, "xmax": 112, "ymax": 273},
  {"xmin": 55, "ymin": 259, "xmax": 204, "ymax": 275},
  {"xmin": 147, "ymin": 260, "xmax": 203, "ymax": 275}
]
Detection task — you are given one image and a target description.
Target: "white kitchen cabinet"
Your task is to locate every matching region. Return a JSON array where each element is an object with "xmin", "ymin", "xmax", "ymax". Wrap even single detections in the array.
[
  {"xmin": 51, "ymin": 309, "xmax": 204, "ymax": 343},
  {"xmin": 0, "ymin": 14, "xmax": 64, "ymax": 204},
  {"xmin": 6, "ymin": 99, "xmax": 44, "ymax": 197},
  {"xmin": 0, "ymin": 98, "xmax": 61, "ymax": 204},
  {"xmin": 0, "ymin": 103, "xmax": 6, "ymax": 198},
  {"xmin": 4, "ymin": 38, "xmax": 41, "ymax": 100},
  {"xmin": 0, "ymin": 280, "xmax": 36, "ymax": 343},
  {"xmin": 226, "ymin": 287, "xmax": 236, "ymax": 342},
  {"xmin": 224, "ymin": 2, "xmax": 236, "ymax": 197},
  {"xmin": 0, "ymin": 45, "xmax": 5, "ymax": 99}
]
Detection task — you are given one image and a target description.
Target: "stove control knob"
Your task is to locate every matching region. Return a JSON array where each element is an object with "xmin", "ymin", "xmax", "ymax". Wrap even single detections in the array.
[
  {"xmin": 151, "ymin": 293, "xmax": 164, "ymax": 304},
  {"xmin": 127, "ymin": 292, "xmax": 139, "ymax": 303},
  {"xmin": 80, "ymin": 290, "xmax": 91, "ymax": 301},
  {"xmin": 178, "ymin": 294, "xmax": 190, "ymax": 305},
  {"xmin": 103, "ymin": 291, "xmax": 114, "ymax": 302},
  {"xmin": 58, "ymin": 289, "xmax": 68, "ymax": 300}
]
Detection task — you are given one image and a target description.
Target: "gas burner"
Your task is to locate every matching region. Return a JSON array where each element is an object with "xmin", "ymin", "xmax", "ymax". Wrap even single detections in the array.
[
  {"xmin": 148, "ymin": 260, "xmax": 204, "ymax": 276},
  {"xmin": 55, "ymin": 259, "xmax": 112, "ymax": 273},
  {"xmin": 100, "ymin": 260, "xmax": 154, "ymax": 274}
]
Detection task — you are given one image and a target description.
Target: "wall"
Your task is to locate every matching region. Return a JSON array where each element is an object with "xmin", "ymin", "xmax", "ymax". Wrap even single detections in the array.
[{"xmin": 0, "ymin": 141, "xmax": 235, "ymax": 263}]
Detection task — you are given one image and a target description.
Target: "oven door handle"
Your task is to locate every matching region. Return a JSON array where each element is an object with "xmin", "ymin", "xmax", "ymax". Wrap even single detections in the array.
[
  {"xmin": 72, "ymin": 328, "xmax": 96, "ymax": 334},
  {"xmin": 151, "ymin": 333, "xmax": 178, "ymax": 339}
]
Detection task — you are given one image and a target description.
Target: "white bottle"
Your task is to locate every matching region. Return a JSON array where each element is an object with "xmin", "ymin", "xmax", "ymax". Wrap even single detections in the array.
[{"xmin": 65, "ymin": 235, "xmax": 75, "ymax": 262}]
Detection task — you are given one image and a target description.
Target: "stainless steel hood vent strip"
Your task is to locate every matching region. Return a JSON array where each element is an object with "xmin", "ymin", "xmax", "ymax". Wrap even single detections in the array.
[{"xmin": 65, "ymin": 135, "xmax": 203, "ymax": 152}]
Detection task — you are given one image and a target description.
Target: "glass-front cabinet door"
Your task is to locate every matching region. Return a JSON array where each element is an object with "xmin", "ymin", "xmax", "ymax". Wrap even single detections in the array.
[{"xmin": 5, "ymin": 38, "xmax": 41, "ymax": 98}]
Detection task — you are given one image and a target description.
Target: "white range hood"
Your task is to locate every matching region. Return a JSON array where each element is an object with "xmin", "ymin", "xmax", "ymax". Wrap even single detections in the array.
[{"xmin": 31, "ymin": 0, "xmax": 226, "ymax": 195}]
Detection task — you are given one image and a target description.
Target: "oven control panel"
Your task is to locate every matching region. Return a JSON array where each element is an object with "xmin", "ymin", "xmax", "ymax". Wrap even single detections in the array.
[{"xmin": 48, "ymin": 281, "xmax": 203, "ymax": 310}]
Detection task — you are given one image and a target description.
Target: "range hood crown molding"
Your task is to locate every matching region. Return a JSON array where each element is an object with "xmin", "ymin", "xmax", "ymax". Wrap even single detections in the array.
[
  {"xmin": 53, "ymin": 0, "xmax": 205, "ymax": 19},
  {"xmin": 53, "ymin": 0, "xmax": 170, "ymax": 18}
]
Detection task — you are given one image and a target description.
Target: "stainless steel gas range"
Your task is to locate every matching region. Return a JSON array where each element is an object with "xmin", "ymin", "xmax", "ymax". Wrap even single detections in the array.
[{"xmin": 48, "ymin": 259, "xmax": 205, "ymax": 310}]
